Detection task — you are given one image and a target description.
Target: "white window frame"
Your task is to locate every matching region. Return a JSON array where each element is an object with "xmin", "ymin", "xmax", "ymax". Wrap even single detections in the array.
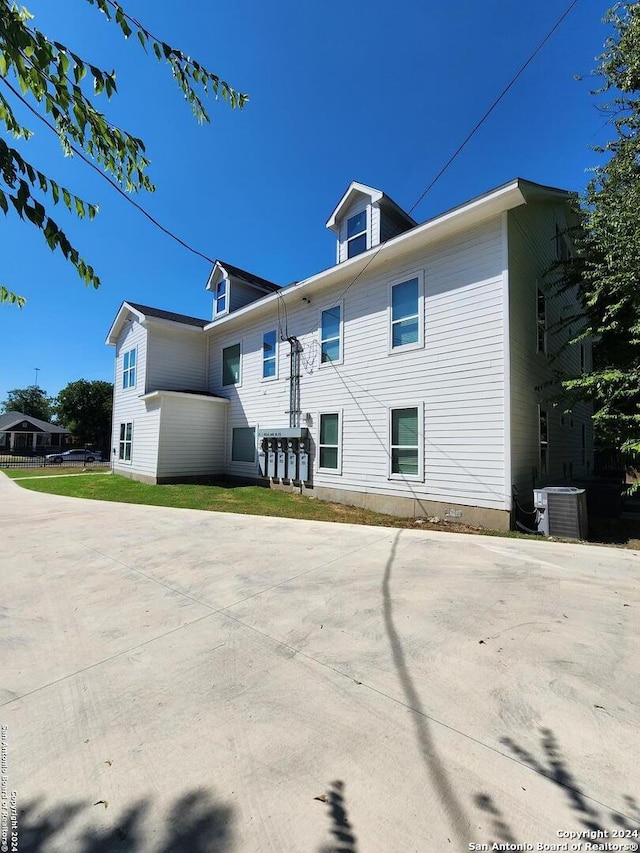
[
  {"xmin": 214, "ymin": 277, "xmax": 229, "ymax": 319},
  {"xmin": 118, "ymin": 421, "xmax": 133, "ymax": 463},
  {"xmin": 388, "ymin": 403, "xmax": 424, "ymax": 481},
  {"xmin": 388, "ymin": 270, "xmax": 425, "ymax": 354},
  {"xmin": 318, "ymin": 301, "xmax": 344, "ymax": 368},
  {"xmin": 316, "ymin": 410, "xmax": 343, "ymax": 475},
  {"xmin": 536, "ymin": 288, "xmax": 547, "ymax": 355},
  {"xmin": 122, "ymin": 347, "xmax": 136, "ymax": 390},
  {"xmin": 345, "ymin": 207, "xmax": 368, "ymax": 259},
  {"xmin": 230, "ymin": 425, "xmax": 256, "ymax": 466},
  {"xmin": 222, "ymin": 341, "xmax": 242, "ymax": 388},
  {"xmin": 261, "ymin": 330, "xmax": 278, "ymax": 381},
  {"xmin": 539, "ymin": 405, "xmax": 548, "ymax": 476}
]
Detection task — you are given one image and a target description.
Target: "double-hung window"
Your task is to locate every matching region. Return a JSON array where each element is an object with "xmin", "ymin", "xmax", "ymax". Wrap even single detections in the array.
[
  {"xmin": 390, "ymin": 406, "xmax": 422, "ymax": 479},
  {"xmin": 119, "ymin": 422, "xmax": 133, "ymax": 461},
  {"xmin": 122, "ymin": 348, "xmax": 136, "ymax": 389},
  {"xmin": 346, "ymin": 210, "xmax": 367, "ymax": 258},
  {"xmin": 214, "ymin": 279, "xmax": 228, "ymax": 317},
  {"xmin": 318, "ymin": 412, "xmax": 341, "ymax": 473},
  {"xmin": 222, "ymin": 343, "xmax": 241, "ymax": 386},
  {"xmin": 539, "ymin": 406, "xmax": 548, "ymax": 476},
  {"xmin": 320, "ymin": 304, "xmax": 342, "ymax": 365},
  {"xmin": 537, "ymin": 289, "xmax": 547, "ymax": 354},
  {"xmin": 390, "ymin": 274, "xmax": 423, "ymax": 351},
  {"xmin": 263, "ymin": 331, "xmax": 277, "ymax": 379},
  {"xmin": 231, "ymin": 427, "xmax": 256, "ymax": 464}
]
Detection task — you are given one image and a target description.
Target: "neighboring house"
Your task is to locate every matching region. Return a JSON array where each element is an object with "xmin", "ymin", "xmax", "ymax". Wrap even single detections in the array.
[
  {"xmin": 0, "ymin": 412, "xmax": 69, "ymax": 453},
  {"xmin": 106, "ymin": 178, "xmax": 593, "ymax": 530}
]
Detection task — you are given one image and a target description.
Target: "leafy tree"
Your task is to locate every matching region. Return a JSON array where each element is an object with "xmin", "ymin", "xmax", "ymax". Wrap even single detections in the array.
[
  {"xmin": 0, "ymin": 0, "xmax": 247, "ymax": 307},
  {"xmin": 562, "ymin": 1, "xmax": 640, "ymax": 457},
  {"xmin": 54, "ymin": 378, "xmax": 113, "ymax": 447},
  {"xmin": 2, "ymin": 385, "xmax": 54, "ymax": 420}
]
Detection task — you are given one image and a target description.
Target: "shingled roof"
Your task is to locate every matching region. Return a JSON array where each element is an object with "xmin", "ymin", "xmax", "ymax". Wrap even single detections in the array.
[
  {"xmin": 215, "ymin": 261, "xmax": 281, "ymax": 293},
  {"xmin": 127, "ymin": 303, "xmax": 209, "ymax": 327}
]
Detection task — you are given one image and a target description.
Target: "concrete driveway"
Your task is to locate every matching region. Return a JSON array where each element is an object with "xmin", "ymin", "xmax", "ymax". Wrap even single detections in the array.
[{"xmin": 1, "ymin": 473, "xmax": 638, "ymax": 853}]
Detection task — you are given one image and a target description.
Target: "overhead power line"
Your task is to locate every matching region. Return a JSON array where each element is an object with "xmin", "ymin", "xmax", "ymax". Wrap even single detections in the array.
[{"xmin": 0, "ymin": 76, "xmax": 216, "ymax": 265}]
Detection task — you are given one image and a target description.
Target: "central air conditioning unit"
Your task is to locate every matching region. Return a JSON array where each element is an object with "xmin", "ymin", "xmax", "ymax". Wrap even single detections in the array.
[{"xmin": 533, "ymin": 487, "xmax": 588, "ymax": 540}]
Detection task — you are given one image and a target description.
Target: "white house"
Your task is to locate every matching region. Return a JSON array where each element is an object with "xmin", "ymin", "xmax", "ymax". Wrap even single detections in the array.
[{"xmin": 106, "ymin": 178, "xmax": 592, "ymax": 530}]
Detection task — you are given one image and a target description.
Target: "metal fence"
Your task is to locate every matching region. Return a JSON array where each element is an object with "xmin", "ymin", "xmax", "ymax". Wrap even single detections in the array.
[{"xmin": 0, "ymin": 451, "xmax": 110, "ymax": 469}]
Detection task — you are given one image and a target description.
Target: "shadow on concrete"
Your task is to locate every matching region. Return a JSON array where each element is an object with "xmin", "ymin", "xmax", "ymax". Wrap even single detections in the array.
[
  {"xmin": 17, "ymin": 788, "xmax": 234, "ymax": 853},
  {"xmin": 474, "ymin": 728, "xmax": 640, "ymax": 846},
  {"xmin": 317, "ymin": 780, "xmax": 359, "ymax": 853},
  {"xmin": 381, "ymin": 530, "xmax": 471, "ymax": 847}
]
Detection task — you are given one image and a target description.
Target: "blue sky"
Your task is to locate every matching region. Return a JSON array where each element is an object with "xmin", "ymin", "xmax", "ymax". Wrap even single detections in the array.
[{"xmin": 1, "ymin": 0, "xmax": 614, "ymax": 404}]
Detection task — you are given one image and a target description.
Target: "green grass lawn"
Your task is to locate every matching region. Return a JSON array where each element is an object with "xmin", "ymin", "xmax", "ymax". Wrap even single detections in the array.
[
  {"xmin": 10, "ymin": 472, "xmax": 422, "ymax": 527},
  {"xmin": 3, "ymin": 466, "xmax": 110, "ymax": 479},
  {"xmin": 7, "ymin": 470, "xmax": 639, "ymax": 546}
]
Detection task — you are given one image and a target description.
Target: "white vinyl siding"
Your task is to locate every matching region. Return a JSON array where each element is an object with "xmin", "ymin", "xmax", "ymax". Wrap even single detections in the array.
[
  {"xmin": 156, "ymin": 395, "xmax": 228, "ymax": 479},
  {"xmin": 146, "ymin": 326, "xmax": 207, "ymax": 392},
  {"xmin": 112, "ymin": 320, "xmax": 161, "ymax": 478},
  {"xmin": 207, "ymin": 216, "xmax": 507, "ymax": 510},
  {"xmin": 508, "ymin": 203, "xmax": 593, "ymax": 491}
]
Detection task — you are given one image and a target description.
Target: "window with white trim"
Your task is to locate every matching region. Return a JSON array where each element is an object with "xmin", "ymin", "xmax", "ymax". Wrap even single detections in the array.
[
  {"xmin": 346, "ymin": 210, "xmax": 367, "ymax": 258},
  {"xmin": 318, "ymin": 412, "xmax": 341, "ymax": 472},
  {"xmin": 320, "ymin": 305, "xmax": 342, "ymax": 365},
  {"xmin": 214, "ymin": 278, "xmax": 228, "ymax": 317},
  {"xmin": 390, "ymin": 406, "xmax": 421, "ymax": 478},
  {"xmin": 537, "ymin": 289, "xmax": 547, "ymax": 354},
  {"xmin": 122, "ymin": 348, "xmax": 136, "ymax": 389},
  {"xmin": 263, "ymin": 330, "xmax": 277, "ymax": 379},
  {"xmin": 390, "ymin": 275, "xmax": 423, "ymax": 350},
  {"xmin": 119, "ymin": 422, "xmax": 133, "ymax": 461},
  {"xmin": 231, "ymin": 427, "xmax": 256, "ymax": 463},
  {"xmin": 539, "ymin": 406, "xmax": 548, "ymax": 476},
  {"xmin": 222, "ymin": 343, "xmax": 241, "ymax": 386}
]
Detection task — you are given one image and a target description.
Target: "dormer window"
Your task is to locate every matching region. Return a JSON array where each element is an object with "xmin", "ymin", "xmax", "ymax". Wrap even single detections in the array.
[
  {"xmin": 214, "ymin": 279, "xmax": 228, "ymax": 317},
  {"xmin": 347, "ymin": 211, "xmax": 367, "ymax": 258}
]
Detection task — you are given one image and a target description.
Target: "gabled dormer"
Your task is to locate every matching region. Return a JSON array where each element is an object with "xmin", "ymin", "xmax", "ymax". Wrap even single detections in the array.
[
  {"xmin": 206, "ymin": 260, "xmax": 281, "ymax": 321},
  {"xmin": 326, "ymin": 181, "xmax": 417, "ymax": 264}
]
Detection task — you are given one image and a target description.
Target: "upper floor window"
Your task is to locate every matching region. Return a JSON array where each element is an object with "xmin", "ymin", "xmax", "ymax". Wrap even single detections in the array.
[
  {"xmin": 390, "ymin": 274, "xmax": 423, "ymax": 351},
  {"xmin": 222, "ymin": 343, "xmax": 241, "ymax": 386},
  {"xmin": 263, "ymin": 330, "xmax": 277, "ymax": 379},
  {"xmin": 555, "ymin": 224, "xmax": 572, "ymax": 262},
  {"xmin": 214, "ymin": 279, "xmax": 228, "ymax": 317},
  {"xmin": 320, "ymin": 304, "xmax": 342, "ymax": 365},
  {"xmin": 537, "ymin": 289, "xmax": 547, "ymax": 354},
  {"xmin": 346, "ymin": 210, "xmax": 367, "ymax": 258},
  {"xmin": 123, "ymin": 348, "xmax": 136, "ymax": 389}
]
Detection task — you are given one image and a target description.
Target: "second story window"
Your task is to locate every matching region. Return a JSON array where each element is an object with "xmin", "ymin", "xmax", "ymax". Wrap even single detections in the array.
[
  {"xmin": 346, "ymin": 210, "xmax": 367, "ymax": 258},
  {"xmin": 123, "ymin": 348, "xmax": 136, "ymax": 389},
  {"xmin": 390, "ymin": 275, "xmax": 422, "ymax": 350},
  {"xmin": 263, "ymin": 330, "xmax": 277, "ymax": 379},
  {"xmin": 320, "ymin": 305, "xmax": 342, "ymax": 364},
  {"xmin": 214, "ymin": 279, "xmax": 228, "ymax": 317},
  {"xmin": 222, "ymin": 343, "xmax": 241, "ymax": 386},
  {"xmin": 537, "ymin": 288, "xmax": 547, "ymax": 354}
]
